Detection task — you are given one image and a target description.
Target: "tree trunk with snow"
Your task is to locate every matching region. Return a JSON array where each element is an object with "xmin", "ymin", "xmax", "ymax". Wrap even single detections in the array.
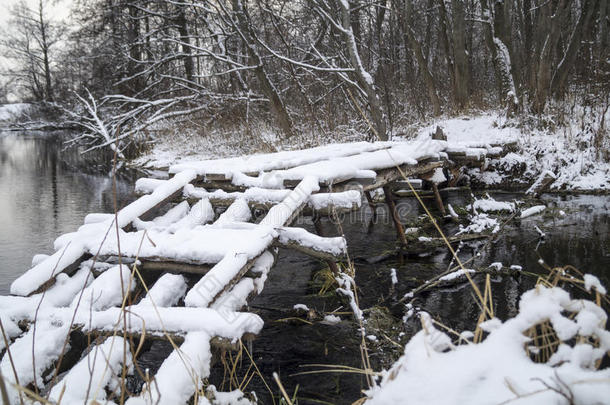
[
  {"xmin": 481, "ymin": 0, "xmax": 519, "ymax": 115},
  {"xmin": 231, "ymin": 0, "xmax": 295, "ymax": 138},
  {"xmin": 338, "ymin": 0, "xmax": 388, "ymax": 140},
  {"xmin": 176, "ymin": 5, "xmax": 195, "ymax": 84},
  {"xmin": 551, "ymin": 0, "xmax": 600, "ymax": 96},
  {"xmin": 451, "ymin": 0, "xmax": 469, "ymax": 109}
]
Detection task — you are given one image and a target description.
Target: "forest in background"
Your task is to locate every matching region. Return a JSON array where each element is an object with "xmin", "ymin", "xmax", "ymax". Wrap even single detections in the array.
[{"xmin": 0, "ymin": 0, "xmax": 608, "ymax": 154}]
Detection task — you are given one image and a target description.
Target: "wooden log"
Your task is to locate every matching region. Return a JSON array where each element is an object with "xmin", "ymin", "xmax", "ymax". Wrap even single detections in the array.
[
  {"xmin": 273, "ymin": 237, "xmax": 346, "ymax": 261},
  {"xmin": 526, "ymin": 170, "xmax": 556, "ymax": 196},
  {"xmin": 140, "ymin": 260, "xmax": 213, "ymax": 275},
  {"xmin": 382, "ymin": 185, "xmax": 408, "ymax": 247},
  {"xmin": 185, "ymin": 195, "xmax": 361, "ymax": 216},
  {"xmin": 282, "ymin": 176, "xmax": 375, "ymax": 190}
]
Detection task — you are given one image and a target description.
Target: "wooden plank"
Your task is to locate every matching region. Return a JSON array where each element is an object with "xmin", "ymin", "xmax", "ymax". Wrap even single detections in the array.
[
  {"xmin": 272, "ymin": 239, "xmax": 346, "ymax": 261},
  {"xmin": 140, "ymin": 260, "xmax": 213, "ymax": 275},
  {"xmin": 358, "ymin": 160, "xmax": 444, "ymax": 192},
  {"xmin": 282, "ymin": 176, "xmax": 375, "ymax": 190}
]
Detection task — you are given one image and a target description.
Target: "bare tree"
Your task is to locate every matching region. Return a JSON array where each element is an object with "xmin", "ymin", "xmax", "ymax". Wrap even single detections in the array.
[{"xmin": 0, "ymin": 0, "xmax": 62, "ymax": 101}]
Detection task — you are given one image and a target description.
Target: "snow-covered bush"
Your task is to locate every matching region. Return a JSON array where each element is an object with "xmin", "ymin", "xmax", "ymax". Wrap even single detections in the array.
[{"xmin": 365, "ymin": 279, "xmax": 609, "ymax": 404}]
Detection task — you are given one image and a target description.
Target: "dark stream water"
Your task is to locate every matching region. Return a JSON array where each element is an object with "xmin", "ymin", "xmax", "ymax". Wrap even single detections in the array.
[{"xmin": 1, "ymin": 132, "xmax": 608, "ymax": 404}]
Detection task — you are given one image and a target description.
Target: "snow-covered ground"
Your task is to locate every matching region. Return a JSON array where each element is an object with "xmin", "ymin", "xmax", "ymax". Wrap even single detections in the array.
[
  {"xmin": 136, "ymin": 110, "xmax": 609, "ymax": 192},
  {"xmin": 0, "ymin": 103, "xmax": 32, "ymax": 122},
  {"xmin": 365, "ymin": 279, "xmax": 610, "ymax": 405},
  {"xmin": 415, "ymin": 111, "xmax": 609, "ymax": 192}
]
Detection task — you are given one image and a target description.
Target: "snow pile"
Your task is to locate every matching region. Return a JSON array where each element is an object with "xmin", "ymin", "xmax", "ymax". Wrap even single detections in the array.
[
  {"xmin": 416, "ymin": 114, "xmax": 517, "ymax": 149},
  {"xmin": 457, "ymin": 213, "xmax": 499, "ymax": 234},
  {"xmin": 366, "ymin": 284, "xmax": 610, "ymax": 405},
  {"xmin": 467, "ymin": 195, "xmax": 515, "ymax": 213},
  {"xmin": 49, "ymin": 337, "xmax": 133, "ymax": 404}
]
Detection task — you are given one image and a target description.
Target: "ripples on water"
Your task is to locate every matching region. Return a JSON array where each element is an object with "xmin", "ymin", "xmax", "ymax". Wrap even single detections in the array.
[{"xmin": 0, "ymin": 131, "xmax": 136, "ymax": 293}]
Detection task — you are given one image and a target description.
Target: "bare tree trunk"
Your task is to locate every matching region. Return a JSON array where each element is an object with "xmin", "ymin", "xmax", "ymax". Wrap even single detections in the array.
[
  {"xmin": 338, "ymin": 0, "xmax": 387, "ymax": 140},
  {"xmin": 38, "ymin": 0, "xmax": 53, "ymax": 101},
  {"xmin": 551, "ymin": 0, "xmax": 599, "ymax": 96},
  {"xmin": 176, "ymin": 5, "xmax": 195, "ymax": 83},
  {"xmin": 397, "ymin": 0, "xmax": 441, "ymax": 116},
  {"xmin": 451, "ymin": 0, "xmax": 469, "ymax": 108},
  {"xmin": 231, "ymin": 0, "xmax": 295, "ymax": 138},
  {"xmin": 437, "ymin": 0, "xmax": 457, "ymax": 106},
  {"xmin": 533, "ymin": 0, "xmax": 568, "ymax": 113},
  {"xmin": 481, "ymin": 0, "xmax": 519, "ymax": 114}
]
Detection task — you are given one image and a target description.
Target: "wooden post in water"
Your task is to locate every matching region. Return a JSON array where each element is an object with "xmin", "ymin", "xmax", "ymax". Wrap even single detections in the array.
[
  {"xmin": 382, "ymin": 185, "xmax": 408, "ymax": 247},
  {"xmin": 432, "ymin": 183, "xmax": 447, "ymax": 216}
]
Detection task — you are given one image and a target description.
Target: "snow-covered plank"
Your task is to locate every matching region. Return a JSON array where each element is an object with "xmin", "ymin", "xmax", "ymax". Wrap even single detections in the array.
[
  {"xmin": 212, "ymin": 198, "xmax": 252, "ymax": 226},
  {"xmin": 72, "ymin": 264, "xmax": 135, "ymax": 311},
  {"xmin": 133, "ymin": 201, "xmax": 190, "ymax": 231},
  {"xmin": 136, "ymin": 273, "xmax": 187, "ymax": 307},
  {"xmin": 125, "ymin": 331, "xmax": 212, "ymax": 405},
  {"xmin": 49, "ymin": 337, "xmax": 132, "ymax": 404},
  {"xmin": 271, "ymin": 140, "xmax": 445, "ymax": 186},
  {"xmin": 89, "ymin": 226, "xmax": 275, "ymax": 265},
  {"xmin": 129, "ymin": 252, "xmax": 275, "ymax": 405},
  {"xmin": 184, "ymin": 185, "xmax": 362, "ymax": 214},
  {"xmin": 0, "ymin": 321, "xmax": 70, "ymax": 404},
  {"xmin": 27, "ymin": 306, "xmax": 263, "ymax": 338},
  {"xmin": 275, "ymin": 227, "xmax": 347, "ymax": 260},
  {"xmin": 185, "ymin": 177, "xmax": 319, "ymax": 308},
  {"xmin": 168, "ymin": 142, "xmax": 392, "ymax": 177}
]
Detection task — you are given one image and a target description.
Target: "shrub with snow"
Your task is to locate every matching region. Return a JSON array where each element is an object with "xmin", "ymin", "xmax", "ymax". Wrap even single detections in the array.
[{"xmin": 365, "ymin": 283, "xmax": 610, "ymax": 405}]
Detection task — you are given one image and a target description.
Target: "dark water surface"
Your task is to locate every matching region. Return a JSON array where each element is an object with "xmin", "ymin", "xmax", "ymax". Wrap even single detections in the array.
[
  {"xmin": 0, "ymin": 131, "xmax": 136, "ymax": 293},
  {"xmin": 212, "ymin": 192, "xmax": 609, "ymax": 404},
  {"xmin": 1, "ymin": 132, "xmax": 608, "ymax": 404}
]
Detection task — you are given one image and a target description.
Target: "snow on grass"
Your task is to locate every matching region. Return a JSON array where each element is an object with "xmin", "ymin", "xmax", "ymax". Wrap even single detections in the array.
[
  {"xmin": 438, "ymin": 269, "xmax": 475, "ymax": 282},
  {"xmin": 468, "ymin": 195, "xmax": 516, "ymax": 213},
  {"xmin": 365, "ymin": 284, "xmax": 610, "ymax": 405},
  {"xmin": 583, "ymin": 274, "xmax": 607, "ymax": 295},
  {"xmin": 456, "ymin": 213, "xmax": 499, "ymax": 234}
]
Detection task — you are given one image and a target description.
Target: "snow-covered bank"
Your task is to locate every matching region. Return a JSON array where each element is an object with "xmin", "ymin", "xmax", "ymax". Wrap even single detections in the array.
[
  {"xmin": 135, "ymin": 110, "xmax": 609, "ymax": 192},
  {"xmin": 415, "ymin": 112, "xmax": 610, "ymax": 192},
  {"xmin": 365, "ymin": 280, "xmax": 610, "ymax": 405},
  {"xmin": 0, "ymin": 103, "xmax": 33, "ymax": 122}
]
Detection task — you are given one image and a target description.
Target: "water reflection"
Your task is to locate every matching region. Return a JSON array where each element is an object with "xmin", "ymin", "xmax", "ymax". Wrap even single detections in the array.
[{"xmin": 0, "ymin": 132, "xmax": 136, "ymax": 293}]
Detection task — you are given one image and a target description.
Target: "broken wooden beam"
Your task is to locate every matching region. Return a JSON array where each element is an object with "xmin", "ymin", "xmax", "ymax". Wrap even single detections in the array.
[{"xmin": 274, "ymin": 227, "xmax": 346, "ymax": 261}]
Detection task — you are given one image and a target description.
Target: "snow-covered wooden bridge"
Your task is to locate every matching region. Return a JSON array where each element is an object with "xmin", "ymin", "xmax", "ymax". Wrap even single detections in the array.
[{"xmin": 1, "ymin": 137, "xmax": 514, "ymax": 404}]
